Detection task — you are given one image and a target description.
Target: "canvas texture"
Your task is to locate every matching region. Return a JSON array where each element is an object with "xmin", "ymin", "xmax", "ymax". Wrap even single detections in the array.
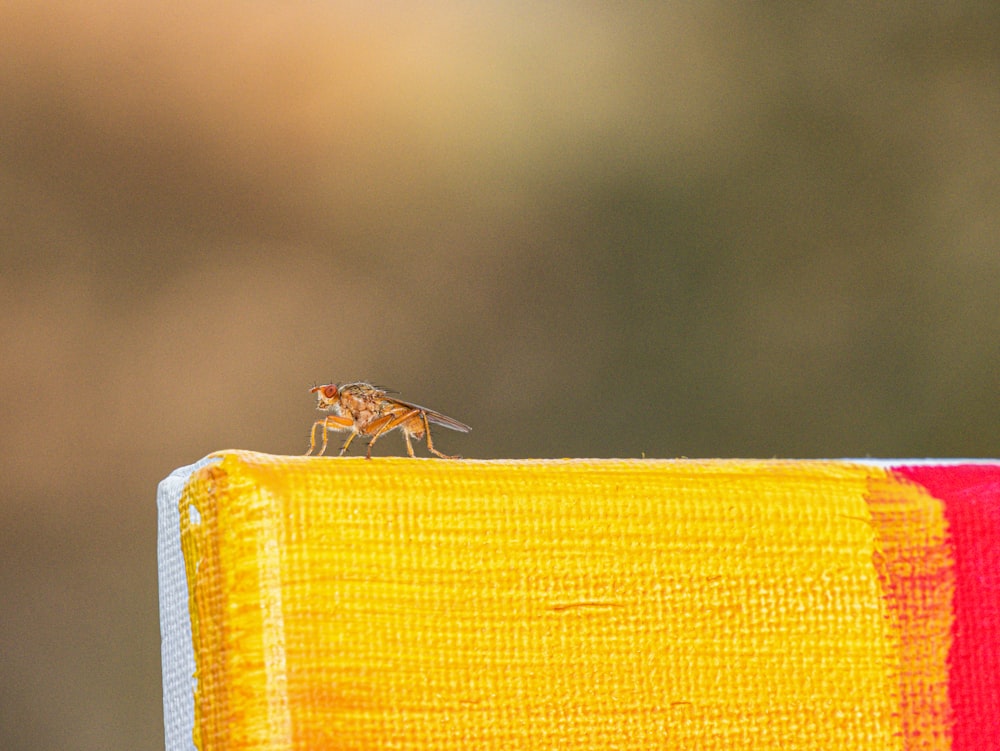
[{"xmin": 157, "ymin": 452, "xmax": 1000, "ymax": 750}]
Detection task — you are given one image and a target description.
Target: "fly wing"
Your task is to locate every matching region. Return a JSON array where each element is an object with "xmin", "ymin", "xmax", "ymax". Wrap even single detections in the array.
[
  {"xmin": 424, "ymin": 409, "xmax": 472, "ymax": 432},
  {"xmin": 393, "ymin": 399, "xmax": 471, "ymax": 433}
]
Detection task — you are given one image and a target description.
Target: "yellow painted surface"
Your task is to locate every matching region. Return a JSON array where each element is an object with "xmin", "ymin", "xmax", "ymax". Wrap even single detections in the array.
[{"xmin": 180, "ymin": 452, "xmax": 909, "ymax": 750}]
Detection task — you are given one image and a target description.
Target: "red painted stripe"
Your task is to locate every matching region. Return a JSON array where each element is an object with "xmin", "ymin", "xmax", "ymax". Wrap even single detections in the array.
[{"xmin": 895, "ymin": 465, "xmax": 1000, "ymax": 751}]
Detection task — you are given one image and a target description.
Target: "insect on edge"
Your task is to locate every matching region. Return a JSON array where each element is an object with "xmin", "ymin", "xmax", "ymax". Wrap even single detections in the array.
[{"xmin": 305, "ymin": 382, "xmax": 470, "ymax": 459}]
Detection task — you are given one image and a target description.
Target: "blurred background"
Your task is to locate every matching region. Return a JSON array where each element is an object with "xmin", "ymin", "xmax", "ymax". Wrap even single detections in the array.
[{"xmin": 1, "ymin": 2, "xmax": 998, "ymax": 749}]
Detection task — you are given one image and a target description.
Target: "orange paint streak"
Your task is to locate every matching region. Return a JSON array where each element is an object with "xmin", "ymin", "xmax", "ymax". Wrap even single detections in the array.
[{"xmin": 866, "ymin": 472, "xmax": 954, "ymax": 750}]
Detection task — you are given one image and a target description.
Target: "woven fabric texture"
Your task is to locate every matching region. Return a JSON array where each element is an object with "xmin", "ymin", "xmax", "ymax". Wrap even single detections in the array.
[{"xmin": 159, "ymin": 452, "xmax": 999, "ymax": 751}]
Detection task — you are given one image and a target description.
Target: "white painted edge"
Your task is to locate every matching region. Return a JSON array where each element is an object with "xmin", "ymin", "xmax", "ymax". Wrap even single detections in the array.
[{"xmin": 157, "ymin": 456, "xmax": 219, "ymax": 751}]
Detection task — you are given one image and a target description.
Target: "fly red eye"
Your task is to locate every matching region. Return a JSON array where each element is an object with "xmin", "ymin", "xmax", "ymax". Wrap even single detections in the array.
[{"xmin": 323, "ymin": 385, "xmax": 339, "ymax": 399}]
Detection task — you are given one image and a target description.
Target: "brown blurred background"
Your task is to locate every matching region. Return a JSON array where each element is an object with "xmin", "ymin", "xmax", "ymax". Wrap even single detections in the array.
[{"xmin": 1, "ymin": 2, "xmax": 998, "ymax": 749}]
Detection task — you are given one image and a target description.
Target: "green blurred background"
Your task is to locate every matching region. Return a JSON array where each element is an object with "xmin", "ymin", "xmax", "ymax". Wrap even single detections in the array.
[{"xmin": 1, "ymin": 2, "xmax": 998, "ymax": 749}]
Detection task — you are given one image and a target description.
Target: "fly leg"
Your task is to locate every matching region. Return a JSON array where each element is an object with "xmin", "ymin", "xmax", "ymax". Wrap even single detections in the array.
[
  {"xmin": 307, "ymin": 415, "xmax": 353, "ymax": 456},
  {"xmin": 339, "ymin": 431, "xmax": 359, "ymax": 456},
  {"xmin": 365, "ymin": 409, "xmax": 420, "ymax": 458},
  {"xmin": 306, "ymin": 419, "xmax": 327, "ymax": 455},
  {"xmin": 422, "ymin": 411, "xmax": 460, "ymax": 459}
]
